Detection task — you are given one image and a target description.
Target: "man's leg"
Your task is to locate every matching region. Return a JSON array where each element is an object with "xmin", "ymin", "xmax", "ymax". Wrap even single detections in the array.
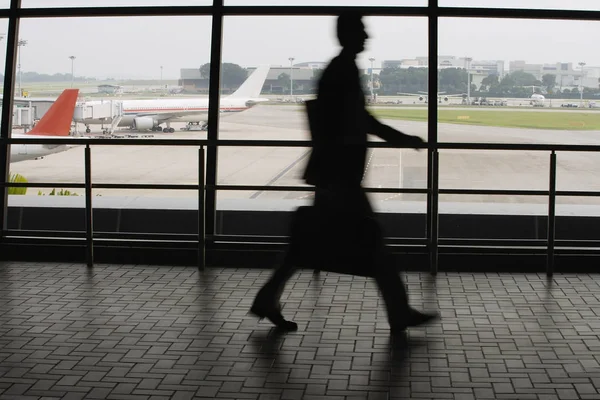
[
  {"xmin": 358, "ymin": 188, "xmax": 438, "ymax": 333},
  {"xmin": 250, "ymin": 206, "xmax": 316, "ymax": 331},
  {"xmin": 369, "ymin": 220, "xmax": 409, "ymax": 315},
  {"xmin": 250, "ymin": 246, "xmax": 299, "ymax": 331},
  {"xmin": 373, "ymin": 238, "xmax": 439, "ymax": 333}
]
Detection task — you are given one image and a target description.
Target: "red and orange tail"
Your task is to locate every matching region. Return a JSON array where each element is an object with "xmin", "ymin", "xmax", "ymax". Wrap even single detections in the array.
[{"xmin": 27, "ymin": 88, "xmax": 79, "ymax": 136}]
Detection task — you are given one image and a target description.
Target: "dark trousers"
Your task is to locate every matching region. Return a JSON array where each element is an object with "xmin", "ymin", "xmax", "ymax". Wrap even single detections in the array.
[{"xmin": 260, "ymin": 185, "xmax": 410, "ymax": 324}]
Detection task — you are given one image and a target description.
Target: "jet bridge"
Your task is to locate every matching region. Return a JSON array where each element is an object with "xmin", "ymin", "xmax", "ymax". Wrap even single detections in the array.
[{"xmin": 73, "ymin": 99, "xmax": 124, "ymax": 134}]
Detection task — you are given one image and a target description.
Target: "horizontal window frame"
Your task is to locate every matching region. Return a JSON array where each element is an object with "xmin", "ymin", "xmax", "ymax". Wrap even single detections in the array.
[{"xmin": 0, "ymin": 6, "xmax": 596, "ymax": 22}]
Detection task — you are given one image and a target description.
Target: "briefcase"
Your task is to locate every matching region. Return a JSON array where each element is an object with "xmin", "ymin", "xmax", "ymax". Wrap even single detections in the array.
[{"xmin": 287, "ymin": 205, "xmax": 380, "ymax": 278}]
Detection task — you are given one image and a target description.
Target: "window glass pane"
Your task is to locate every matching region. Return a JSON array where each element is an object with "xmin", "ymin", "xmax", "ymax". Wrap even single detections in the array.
[
  {"xmin": 7, "ymin": 16, "xmax": 210, "ymax": 237},
  {"xmin": 22, "ymin": 0, "xmax": 209, "ymax": 7},
  {"xmin": 217, "ymin": 15, "xmax": 336, "ymax": 143},
  {"xmin": 438, "ymin": 18, "xmax": 600, "ymax": 144},
  {"xmin": 217, "ymin": 15, "xmax": 428, "ymax": 228},
  {"xmin": 368, "ymin": 147, "xmax": 427, "ymax": 240},
  {"xmin": 556, "ymin": 152, "xmax": 600, "ymax": 195},
  {"xmin": 556, "ymin": 196, "xmax": 600, "ymax": 242},
  {"xmin": 439, "ymin": 150, "xmax": 549, "ymax": 192},
  {"xmin": 373, "ymin": 192, "xmax": 427, "ymax": 239},
  {"xmin": 439, "ymin": 195, "xmax": 548, "ymax": 240},
  {"xmin": 438, "ymin": 150, "xmax": 549, "ymax": 236},
  {"xmin": 556, "ymin": 152, "xmax": 600, "ymax": 242},
  {"xmin": 440, "ymin": 0, "xmax": 599, "ymax": 11}
]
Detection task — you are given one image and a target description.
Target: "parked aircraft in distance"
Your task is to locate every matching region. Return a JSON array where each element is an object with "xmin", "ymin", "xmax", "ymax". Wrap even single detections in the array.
[
  {"xmin": 522, "ymin": 85, "xmax": 546, "ymax": 107},
  {"xmin": 530, "ymin": 93, "xmax": 545, "ymax": 107},
  {"xmin": 397, "ymin": 91, "xmax": 466, "ymax": 104},
  {"xmin": 76, "ymin": 65, "xmax": 271, "ymax": 133},
  {"xmin": 9, "ymin": 89, "xmax": 80, "ymax": 163}
]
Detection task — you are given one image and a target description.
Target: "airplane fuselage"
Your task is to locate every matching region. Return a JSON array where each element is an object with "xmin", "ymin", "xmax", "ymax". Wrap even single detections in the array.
[
  {"xmin": 530, "ymin": 94, "xmax": 545, "ymax": 107},
  {"xmin": 80, "ymin": 97, "xmax": 256, "ymax": 127},
  {"xmin": 9, "ymin": 135, "xmax": 76, "ymax": 163}
]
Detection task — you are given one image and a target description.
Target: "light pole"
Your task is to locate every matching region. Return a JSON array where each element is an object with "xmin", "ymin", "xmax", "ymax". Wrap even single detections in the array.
[
  {"xmin": 369, "ymin": 57, "xmax": 375, "ymax": 102},
  {"xmin": 465, "ymin": 57, "xmax": 472, "ymax": 104},
  {"xmin": 579, "ymin": 61, "xmax": 586, "ymax": 107},
  {"xmin": 288, "ymin": 57, "xmax": 294, "ymax": 99},
  {"xmin": 160, "ymin": 65, "xmax": 163, "ymax": 93},
  {"xmin": 69, "ymin": 56, "xmax": 76, "ymax": 88},
  {"xmin": 17, "ymin": 39, "xmax": 27, "ymax": 96}
]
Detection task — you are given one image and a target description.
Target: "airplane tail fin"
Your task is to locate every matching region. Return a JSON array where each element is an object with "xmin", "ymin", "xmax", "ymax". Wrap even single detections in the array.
[
  {"xmin": 27, "ymin": 88, "xmax": 79, "ymax": 136},
  {"xmin": 227, "ymin": 65, "xmax": 270, "ymax": 99}
]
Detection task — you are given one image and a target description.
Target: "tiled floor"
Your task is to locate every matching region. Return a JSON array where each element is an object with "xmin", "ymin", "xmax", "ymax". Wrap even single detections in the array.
[{"xmin": 0, "ymin": 262, "xmax": 599, "ymax": 399}]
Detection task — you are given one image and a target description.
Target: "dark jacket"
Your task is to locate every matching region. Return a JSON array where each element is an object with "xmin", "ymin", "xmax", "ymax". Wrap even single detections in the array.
[{"xmin": 303, "ymin": 50, "xmax": 417, "ymax": 188}]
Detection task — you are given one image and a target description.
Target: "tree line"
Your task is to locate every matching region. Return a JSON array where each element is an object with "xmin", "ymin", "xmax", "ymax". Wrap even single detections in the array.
[
  {"xmin": 195, "ymin": 62, "xmax": 600, "ymax": 99},
  {"xmin": 2, "ymin": 72, "xmax": 97, "ymax": 83},
  {"xmin": 375, "ymin": 67, "xmax": 600, "ymax": 99}
]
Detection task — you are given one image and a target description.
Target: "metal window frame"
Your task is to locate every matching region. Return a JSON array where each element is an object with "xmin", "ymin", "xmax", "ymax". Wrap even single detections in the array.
[{"xmin": 2, "ymin": 2, "xmax": 600, "ymax": 275}]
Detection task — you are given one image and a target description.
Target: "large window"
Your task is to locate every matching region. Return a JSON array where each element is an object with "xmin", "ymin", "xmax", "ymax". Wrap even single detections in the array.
[
  {"xmin": 6, "ymin": 15, "xmax": 211, "ymax": 235},
  {"xmin": 438, "ymin": 17, "xmax": 600, "ymax": 145},
  {"xmin": 216, "ymin": 15, "xmax": 428, "ymax": 235},
  {"xmin": 434, "ymin": 16, "xmax": 600, "ymax": 241},
  {"xmin": 1, "ymin": 2, "xmax": 599, "ymax": 267}
]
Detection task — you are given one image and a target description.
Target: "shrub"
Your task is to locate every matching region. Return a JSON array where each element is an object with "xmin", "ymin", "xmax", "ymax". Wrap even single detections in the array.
[
  {"xmin": 38, "ymin": 188, "xmax": 79, "ymax": 196},
  {"xmin": 8, "ymin": 173, "xmax": 27, "ymax": 195}
]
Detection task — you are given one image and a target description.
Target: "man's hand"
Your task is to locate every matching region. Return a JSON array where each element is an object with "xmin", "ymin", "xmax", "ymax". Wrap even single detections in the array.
[
  {"xmin": 407, "ymin": 135, "xmax": 426, "ymax": 151},
  {"xmin": 369, "ymin": 117, "xmax": 427, "ymax": 150}
]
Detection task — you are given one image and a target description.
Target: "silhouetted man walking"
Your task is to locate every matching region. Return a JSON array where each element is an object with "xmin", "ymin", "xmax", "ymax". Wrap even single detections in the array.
[{"xmin": 250, "ymin": 11, "xmax": 439, "ymax": 334}]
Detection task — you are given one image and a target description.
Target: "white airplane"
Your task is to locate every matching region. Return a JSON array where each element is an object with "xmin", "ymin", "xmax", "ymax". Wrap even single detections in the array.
[
  {"xmin": 397, "ymin": 91, "xmax": 466, "ymax": 104},
  {"xmin": 10, "ymin": 88, "xmax": 80, "ymax": 163},
  {"xmin": 77, "ymin": 65, "xmax": 271, "ymax": 133},
  {"xmin": 525, "ymin": 85, "xmax": 546, "ymax": 107},
  {"xmin": 530, "ymin": 93, "xmax": 545, "ymax": 107}
]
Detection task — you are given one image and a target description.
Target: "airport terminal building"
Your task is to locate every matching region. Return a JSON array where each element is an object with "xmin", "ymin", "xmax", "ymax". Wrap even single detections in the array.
[{"xmin": 1, "ymin": 2, "xmax": 600, "ymax": 400}]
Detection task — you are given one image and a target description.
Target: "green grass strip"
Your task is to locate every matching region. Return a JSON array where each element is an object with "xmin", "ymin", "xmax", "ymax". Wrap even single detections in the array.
[{"xmin": 370, "ymin": 108, "xmax": 600, "ymax": 130}]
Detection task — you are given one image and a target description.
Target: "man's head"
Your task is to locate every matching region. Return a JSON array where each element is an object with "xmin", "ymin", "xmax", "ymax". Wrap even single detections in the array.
[{"xmin": 337, "ymin": 11, "xmax": 368, "ymax": 54}]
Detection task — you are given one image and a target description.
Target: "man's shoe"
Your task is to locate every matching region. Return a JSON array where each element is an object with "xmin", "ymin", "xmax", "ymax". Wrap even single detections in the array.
[
  {"xmin": 390, "ymin": 308, "xmax": 439, "ymax": 335},
  {"xmin": 250, "ymin": 293, "xmax": 298, "ymax": 332}
]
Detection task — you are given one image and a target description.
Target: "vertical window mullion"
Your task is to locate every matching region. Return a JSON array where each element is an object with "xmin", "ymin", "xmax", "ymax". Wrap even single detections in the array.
[
  {"xmin": 205, "ymin": 0, "xmax": 223, "ymax": 244},
  {"xmin": 0, "ymin": 0, "xmax": 21, "ymax": 248}
]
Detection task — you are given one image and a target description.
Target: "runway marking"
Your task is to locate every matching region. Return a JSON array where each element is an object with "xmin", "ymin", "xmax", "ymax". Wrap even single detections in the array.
[
  {"xmin": 363, "ymin": 149, "xmax": 375, "ymax": 182},
  {"xmin": 249, "ymin": 149, "xmax": 312, "ymax": 199}
]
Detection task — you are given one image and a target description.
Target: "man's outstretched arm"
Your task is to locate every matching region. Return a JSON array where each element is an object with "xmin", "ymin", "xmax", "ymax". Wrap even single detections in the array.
[{"xmin": 365, "ymin": 112, "xmax": 426, "ymax": 150}]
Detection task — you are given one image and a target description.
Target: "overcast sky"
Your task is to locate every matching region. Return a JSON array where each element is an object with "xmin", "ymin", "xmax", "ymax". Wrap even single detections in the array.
[{"xmin": 0, "ymin": 0, "xmax": 598, "ymax": 79}]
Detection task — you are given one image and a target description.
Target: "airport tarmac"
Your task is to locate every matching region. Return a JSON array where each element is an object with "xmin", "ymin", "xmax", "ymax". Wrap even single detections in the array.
[{"xmin": 8, "ymin": 104, "xmax": 600, "ymax": 208}]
